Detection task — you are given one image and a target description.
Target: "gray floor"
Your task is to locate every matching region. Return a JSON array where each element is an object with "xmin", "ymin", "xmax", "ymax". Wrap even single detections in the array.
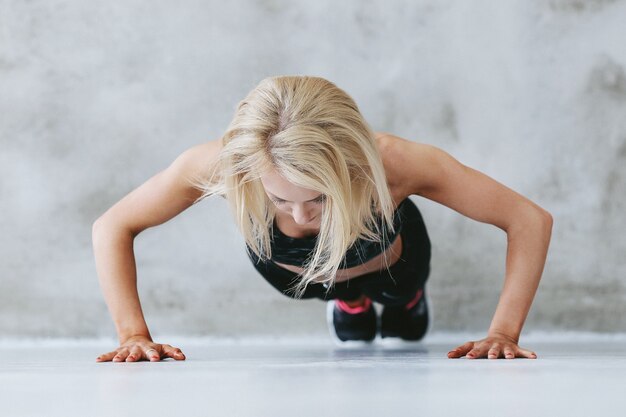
[{"xmin": 1, "ymin": 334, "xmax": 625, "ymax": 417}]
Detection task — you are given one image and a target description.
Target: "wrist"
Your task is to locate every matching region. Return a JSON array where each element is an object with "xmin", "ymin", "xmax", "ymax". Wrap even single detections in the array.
[
  {"xmin": 487, "ymin": 329, "xmax": 519, "ymax": 343},
  {"xmin": 119, "ymin": 332, "xmax": 153, "ymax": 345},
  {"xmin": 117, "ymin": 321, "xmax": 152, "ymax": 344}
]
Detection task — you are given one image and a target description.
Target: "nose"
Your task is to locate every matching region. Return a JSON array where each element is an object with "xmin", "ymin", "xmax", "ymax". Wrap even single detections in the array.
[{"xmin": 291, "ymin": 204, "xmax": 315, "ymax": 225}]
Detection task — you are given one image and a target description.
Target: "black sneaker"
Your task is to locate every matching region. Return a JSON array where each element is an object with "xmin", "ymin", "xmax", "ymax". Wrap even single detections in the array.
[
  {"xmin": 326, "ymin": 298, "xmax": 377, "ymax": 346},
  {"xmin": 380, "ymin": 288, "xmax": 430, "ymax": 341}
]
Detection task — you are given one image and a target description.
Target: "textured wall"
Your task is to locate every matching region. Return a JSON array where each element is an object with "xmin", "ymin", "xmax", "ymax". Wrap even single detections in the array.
[{"xmin": 1, "ymin": 0, "xmax": 625, "ymax": 339}]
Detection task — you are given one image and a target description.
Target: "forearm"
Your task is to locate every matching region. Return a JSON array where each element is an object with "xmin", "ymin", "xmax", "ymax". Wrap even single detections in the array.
[
  {"xmin": 488, "ymin": 210, "xmax": 553, "ymax": 342},
  {"xmin": 92, "ymin": 219, "xmax": 152, "ymax": 344}
]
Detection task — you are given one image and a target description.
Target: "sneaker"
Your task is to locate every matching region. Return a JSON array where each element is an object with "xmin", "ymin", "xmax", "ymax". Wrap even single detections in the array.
[
  {"xmin": 326, "ymin": 297, "xmax": 377, "ymax": 346},
  {"xmin": 380, "ymin": 288, "xmax": 430, "ymax": 341}
]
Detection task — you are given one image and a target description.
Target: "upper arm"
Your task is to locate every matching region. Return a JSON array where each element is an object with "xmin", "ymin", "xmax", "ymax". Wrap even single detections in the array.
[
  {"xmin": 94, "ymin": 139, "xmax": 223, "ymax": 236},
  {"xmin": 384, "ymin": 135, "xmax": 552, "ymax": 232}
]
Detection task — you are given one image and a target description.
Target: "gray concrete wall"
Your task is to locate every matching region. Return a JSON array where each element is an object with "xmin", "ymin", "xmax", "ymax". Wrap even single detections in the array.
[{"xmin": 1, "ymin": 0, "xmax": 625, "ymax": 339}]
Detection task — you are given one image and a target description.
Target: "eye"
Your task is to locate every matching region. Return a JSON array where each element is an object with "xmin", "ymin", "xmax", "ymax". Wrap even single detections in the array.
[{"xmin": 270, "ymin": 196, "xmax": 325, "ymax": 205}]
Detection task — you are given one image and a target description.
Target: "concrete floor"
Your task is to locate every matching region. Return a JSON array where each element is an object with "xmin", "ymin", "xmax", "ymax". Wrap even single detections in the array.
[{"xmin": 1, "ymin": 334, "xmax": 625, "ymax": 417}]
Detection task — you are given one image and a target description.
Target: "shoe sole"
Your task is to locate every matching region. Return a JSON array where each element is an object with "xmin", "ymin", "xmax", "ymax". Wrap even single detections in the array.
[
  {"xmin": 326, "ymin": 300, "xmax": 375, "ymax": 348},
  {"xmin": 379, "ymin": 289, "xmax": 434, "ymax": 346}
]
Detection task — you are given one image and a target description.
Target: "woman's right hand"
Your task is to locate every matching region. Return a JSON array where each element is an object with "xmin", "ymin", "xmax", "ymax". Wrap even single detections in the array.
[{"xmin": 95, "ymin": 335, "xmax": 186, "ymax": 363}]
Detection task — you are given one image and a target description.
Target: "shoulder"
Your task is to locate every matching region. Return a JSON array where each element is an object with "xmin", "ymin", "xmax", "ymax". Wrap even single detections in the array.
[
  {"xmin": 375, "ymin": 133, "xmax": 552, "ymax": 230},
  {"xmin": 169, "ymin": 138, "xmax": 225, "ymax": 196},
  {"xmin": 174, "ymin": 139, "xmax": 223, "ymax": 169},
  {"xmin": 375, "ymin": 132, "xmax": 446, "ymax": 198}
]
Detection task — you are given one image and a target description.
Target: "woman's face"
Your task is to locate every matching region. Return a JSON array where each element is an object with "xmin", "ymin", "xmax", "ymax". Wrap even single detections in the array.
[{"xmin": 260, "ymin": 168, "xmax": 324, "ymax": 226}]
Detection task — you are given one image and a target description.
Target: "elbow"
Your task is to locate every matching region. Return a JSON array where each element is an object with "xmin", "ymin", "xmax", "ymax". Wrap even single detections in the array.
[
  {"xmin": 92, "ymin": 216, "xmax": 104, "ymax": 237},
  {"xmin": 92, "ymin": 215, "xmax": 127, "ymax": 239},
  {"xmin": 540, "ymin": 209, "xmax": 553, "ymax": 230},
  {"xmin": 506, "ymin": 208, "xmax": 553, "ymax": 238},
  {"xmin": 537, "ymin": 209, "xmax": 553, "ymax": 243},
  {"xmin": 92, "ymin": 215, "xmax": 140, "ymax": 241},
  {"xmin": 92, "ymin": 216, "xmax": 111, "ymax": 243}
]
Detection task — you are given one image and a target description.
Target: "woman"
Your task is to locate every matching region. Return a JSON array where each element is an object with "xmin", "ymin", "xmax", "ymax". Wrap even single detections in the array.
[{"xmin": 93, "ymin": 75, "xmax": 552, "ymax": 363}]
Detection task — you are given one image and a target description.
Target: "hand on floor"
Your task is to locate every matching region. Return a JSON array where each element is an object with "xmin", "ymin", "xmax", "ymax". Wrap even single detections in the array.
[
  {"xmin": 96, "ymin": 335, "xmax": 186, "ymax": 363},
  {"xmin": 447, "ymin": 333, "xmax": 537, "ymax": 359}
]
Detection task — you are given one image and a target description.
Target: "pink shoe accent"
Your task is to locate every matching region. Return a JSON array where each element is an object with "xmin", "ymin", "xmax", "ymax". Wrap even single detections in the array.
[
  {"xmin": 404, "ymin": 289, "xmax": 423, "ymax": 311},
  {"xmin": 336, "ymin": 297, "xmax": 372, "ymax": 314}
]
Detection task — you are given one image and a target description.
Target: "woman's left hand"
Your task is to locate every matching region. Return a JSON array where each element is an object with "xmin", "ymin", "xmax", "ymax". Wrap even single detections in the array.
[{"xmin": 447, "ymin": 333, "xmax": 537, "ymax": 359}]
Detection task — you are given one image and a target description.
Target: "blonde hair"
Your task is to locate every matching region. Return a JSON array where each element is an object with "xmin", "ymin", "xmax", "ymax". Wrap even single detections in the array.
[{"xmin": 195, "ymin": 75, "xmax": 397, "ymax": 299}]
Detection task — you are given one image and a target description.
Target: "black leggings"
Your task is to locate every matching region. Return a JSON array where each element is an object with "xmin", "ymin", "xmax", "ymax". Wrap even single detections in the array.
[{"xmin": 246, "ymin": 198, "xmax": 431, "ymax": 307}]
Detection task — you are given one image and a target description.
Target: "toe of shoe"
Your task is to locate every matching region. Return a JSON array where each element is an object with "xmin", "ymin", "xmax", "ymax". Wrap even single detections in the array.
[
  {"xmin": 380, "ymin": 305, "xmax": 428, "ymax": 341},
  {"xmin": 327, "ymin": 301, "xmax": 377, "ymax": 343}
]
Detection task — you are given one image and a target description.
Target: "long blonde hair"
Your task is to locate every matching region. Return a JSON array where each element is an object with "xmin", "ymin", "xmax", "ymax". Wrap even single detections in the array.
[{"xmin": 194, "ymin": 75, "xmax": 397, "ymax": 299}]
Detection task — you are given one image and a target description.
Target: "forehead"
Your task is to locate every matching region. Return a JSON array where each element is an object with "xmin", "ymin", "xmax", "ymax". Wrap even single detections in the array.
[{"xmin": 259, "ymin": 169, "xmax": 322, "ymax": 201}]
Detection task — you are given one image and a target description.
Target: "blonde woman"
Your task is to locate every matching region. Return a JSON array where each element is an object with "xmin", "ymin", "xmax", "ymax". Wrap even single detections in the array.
[{"xmin": 93, "ymin": 75, "xmax": 552, "ymax": 363}]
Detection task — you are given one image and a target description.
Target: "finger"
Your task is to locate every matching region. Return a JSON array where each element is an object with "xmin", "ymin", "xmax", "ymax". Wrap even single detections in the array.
[
  {"xmin": 488, "ymin": 344, "xmax": 502, "ymax": 360},
  {"xmin": 448, "ymin": 341, "xmax": 474, "ymax": 358},
  {"xmin": 96, "ymin": 351, "xmax": 118, "ymax": 362},
  {"xmin": 165, "ymin": 349, "xmax": 186, "ymax": 361},
  {"xmin": 145, "ymin": 347, "xmax": 161, "ymax": 362},
  {"xmin": 163, "ymin": 346, "xmax": 186, "ymax": 361},
  {"xmin": 517, "ymin": 347, "xmax": 538, "ymax": 359},
  {"xmin": 126, "ymin": 347, "xmax": 144, "ymax": 362},
  {"xmin": 113, "ymin": 348, "xmax": 130, "ymax": 362},
  {"xmin": 503, "ymin": 346, "xmax": 516, "ymax": 359},
  {"xmin": 466, "ymin": 346, "xmax": 486, "ymax": 359}
]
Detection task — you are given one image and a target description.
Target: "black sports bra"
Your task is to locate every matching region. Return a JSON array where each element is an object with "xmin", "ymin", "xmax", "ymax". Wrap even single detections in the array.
[{"xmin": 269, "ymin": 199, "xmax": 407, "ymax": 268}]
